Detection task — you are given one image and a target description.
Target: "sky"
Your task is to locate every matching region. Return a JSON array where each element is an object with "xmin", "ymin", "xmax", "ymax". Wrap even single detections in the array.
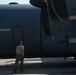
[{"xmin": 0, "ymin": 0, "xmax": 30, "ymax": 4}]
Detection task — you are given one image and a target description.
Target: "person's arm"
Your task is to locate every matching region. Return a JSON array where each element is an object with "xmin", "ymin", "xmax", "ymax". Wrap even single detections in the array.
[{"xmin": 21, "ymin": 46, "xmax": 24, "ymax": 57}]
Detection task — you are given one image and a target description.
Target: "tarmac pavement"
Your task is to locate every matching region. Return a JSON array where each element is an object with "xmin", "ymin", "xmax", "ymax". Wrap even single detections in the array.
[{"xmin": 0, "ymin": 57, "xmax": 76, "ymax": 75}]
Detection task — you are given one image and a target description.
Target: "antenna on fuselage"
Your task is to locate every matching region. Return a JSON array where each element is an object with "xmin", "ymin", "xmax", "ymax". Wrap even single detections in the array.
[{"xmin": 9, "ymin": 2, "xmax": 19, "ymax": 5}]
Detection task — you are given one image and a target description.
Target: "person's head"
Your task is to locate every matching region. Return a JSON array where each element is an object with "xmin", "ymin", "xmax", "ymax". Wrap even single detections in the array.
[{"xmin": 19, "ymin": 40, "xmax": 23, "ymax": 45}]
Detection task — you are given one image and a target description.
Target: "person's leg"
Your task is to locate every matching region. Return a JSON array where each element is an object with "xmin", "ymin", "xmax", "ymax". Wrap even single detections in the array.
[
  {"xmin": 20, "ymin": 55, "xmax": 24, "ymax": 71},
  {"xmin": 13, "ymin": 55, "xmax": 19, "ymax": 73}
]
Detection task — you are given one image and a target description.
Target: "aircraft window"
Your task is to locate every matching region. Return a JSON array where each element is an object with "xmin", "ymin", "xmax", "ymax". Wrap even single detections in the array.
[
  {"xmin": 41, "ymin": 6, "xmax": 51, "ymax": 37},
  {"xmin": 47, "ymin": 0, "xmax": 70, "ymax": 23}
]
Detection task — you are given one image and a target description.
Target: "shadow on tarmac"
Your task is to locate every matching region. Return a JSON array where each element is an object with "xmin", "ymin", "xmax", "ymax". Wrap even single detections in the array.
[{"xmin": 0, "ymin": 58, "xmax": 76, "ymax": 75}]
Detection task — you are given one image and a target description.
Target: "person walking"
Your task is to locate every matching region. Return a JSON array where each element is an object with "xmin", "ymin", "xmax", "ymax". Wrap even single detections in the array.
[{"xmin": 13, "ymin": 40, "xmax": 24, "ymax": 73}]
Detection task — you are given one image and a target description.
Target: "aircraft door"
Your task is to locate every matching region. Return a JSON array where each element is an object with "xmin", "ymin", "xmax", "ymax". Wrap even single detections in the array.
[{"xmin": 13, "ymin": 26, "xmax": 23, "ymax": 45}]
